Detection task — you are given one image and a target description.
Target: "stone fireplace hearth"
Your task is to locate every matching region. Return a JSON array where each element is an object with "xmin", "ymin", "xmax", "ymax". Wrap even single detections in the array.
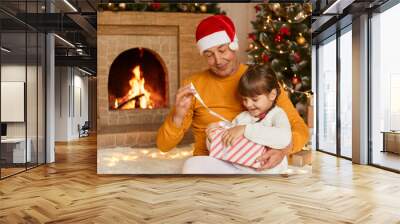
[{"xmin": 97, "ymin": 11, "xmax": 211, "ymax": 149}]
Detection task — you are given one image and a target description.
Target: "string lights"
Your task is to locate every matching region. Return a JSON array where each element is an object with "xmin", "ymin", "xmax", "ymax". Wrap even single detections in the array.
[
  {"xmin": 103, "ymin": 147, "xmax": 194, "ymax": 167},
  {"xmin": 282, "ymin": 83, "xmax": 313, "ymax": 98}
]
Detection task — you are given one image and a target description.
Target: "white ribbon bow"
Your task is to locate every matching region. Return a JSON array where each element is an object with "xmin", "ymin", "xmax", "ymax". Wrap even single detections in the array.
[{"xmin": 190, "ymin": 82, "xmax": 232, "ymax": 124}]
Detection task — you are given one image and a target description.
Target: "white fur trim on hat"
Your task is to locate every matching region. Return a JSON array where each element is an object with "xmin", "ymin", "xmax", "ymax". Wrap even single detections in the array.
[
  {"xmin": 197, "ymin": 31, "xmax": 239, "ymax": 54},
  {"xmin": 229, "ymin": 35, "xmax": 239, "ymax": 51}
]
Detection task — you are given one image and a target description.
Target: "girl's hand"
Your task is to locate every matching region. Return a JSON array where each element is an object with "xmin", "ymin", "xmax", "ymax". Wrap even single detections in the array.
[
  {"xmin": 206, "ymin": 122, "xmax": 221, "ymax": 137},
  {"xmin": 221, "ymin": 125, "xmax": 245, "ymax": 146}
]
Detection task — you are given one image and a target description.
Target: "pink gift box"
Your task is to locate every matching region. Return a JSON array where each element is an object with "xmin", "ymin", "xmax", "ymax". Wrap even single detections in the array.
[{"xmin": 207, "ymin": 128, "xmax": 266, "ymax": 168}]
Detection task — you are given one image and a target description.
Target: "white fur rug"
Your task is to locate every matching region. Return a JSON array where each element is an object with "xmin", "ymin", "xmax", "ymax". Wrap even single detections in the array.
[{"xmin": 97, "ymin": 144, "xmax": 311, "ymax": 175}]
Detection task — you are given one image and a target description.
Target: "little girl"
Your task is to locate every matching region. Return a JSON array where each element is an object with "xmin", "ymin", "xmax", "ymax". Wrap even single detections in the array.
[{"xmin": 205, "ymin": 65, "xmax": 292, "ymax": 174}]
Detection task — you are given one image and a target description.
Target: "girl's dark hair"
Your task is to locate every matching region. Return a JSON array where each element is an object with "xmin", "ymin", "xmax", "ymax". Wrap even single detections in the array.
[{"xmin": 238, "ymin": 65, "xmax": 281, "ymax": 100}]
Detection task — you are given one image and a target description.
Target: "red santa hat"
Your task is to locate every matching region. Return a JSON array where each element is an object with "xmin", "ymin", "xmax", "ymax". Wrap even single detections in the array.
[{"xmin": 195, "ymin": 15, "xmax": 239, "ymax": 55}]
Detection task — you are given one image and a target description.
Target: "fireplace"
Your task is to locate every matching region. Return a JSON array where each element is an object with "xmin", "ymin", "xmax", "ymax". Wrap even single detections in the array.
[
  {"xmin": 97, "ymin": 11, "xmax": 211, "ymax": 149},
  {"xmin": 108, "ymin": 48, "xmax": 168, "ymax": 110}
]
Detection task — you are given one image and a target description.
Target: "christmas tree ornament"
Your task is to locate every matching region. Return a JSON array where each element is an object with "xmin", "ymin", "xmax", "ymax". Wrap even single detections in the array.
[
  {"xmin": 248, "ymin": 33, "xmax": 257, "ymax": 41},
  {"xmin": 200, "ymin": 4, "xmax": 207, "ymax": 13},
  {"xmin": 274, "ymin": 34, "xmax": 283, "ymax": 43},
  {"xmin": 293, "ymin": 52, "xmax": 301, "ymax": 63},
  {"xmin": 118, "ymin": 3, "xmax": 126, "ymax": 10},
  {"xmin": 296, "ymin": 35, "xmax": 306, "ymax": 45},
  {"xmin": 291, "ymin": 74, "xmax": 301, "ymax": 85},
  {"xmin": 255, "ymin": 5, "xmax": 261, "ymax": 13},
  {"xmin": 262, "ymin": 54, "xmax": 270, "ymax": 62},
  {"xmin": 279, "ymin": 26, "xmax": 291, "ymax": 36},
  {"xmin": 271, "ymin": 3, "xmax": 281, "ymax": 13},
  {"xmin": 150, "ymin": 3, "xmax": 161, "ymax": 11}
]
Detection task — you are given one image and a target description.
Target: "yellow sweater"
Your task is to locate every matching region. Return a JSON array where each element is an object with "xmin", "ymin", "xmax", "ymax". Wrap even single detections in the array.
[{"xmin": 156, "ymin": 64, "xmax": 309, "ymax": 156}]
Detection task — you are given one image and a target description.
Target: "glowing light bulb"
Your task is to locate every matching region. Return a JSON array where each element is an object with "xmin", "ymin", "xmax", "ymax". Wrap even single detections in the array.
[{"xmin": 181, "ymin": 151, "xmax": 190, "ymax": 156}]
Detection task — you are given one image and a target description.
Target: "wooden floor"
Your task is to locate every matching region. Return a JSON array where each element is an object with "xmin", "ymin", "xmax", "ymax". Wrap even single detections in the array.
[
  {"xmin": 0, "ymin": 167, "xmax": 26, "ymax": 178},
  {"xmin": 1, "ymin": 136, "xmax": 400, "ymax": 223},
  {"xmin": 372, "ymin": 150, "xmax": 400, "ymax": 171}
]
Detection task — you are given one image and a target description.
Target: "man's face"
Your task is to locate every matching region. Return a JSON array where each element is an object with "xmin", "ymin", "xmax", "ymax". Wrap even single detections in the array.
[{"xmin": 203, "ymin": 44, "xmax": 238, "ymax": 77}]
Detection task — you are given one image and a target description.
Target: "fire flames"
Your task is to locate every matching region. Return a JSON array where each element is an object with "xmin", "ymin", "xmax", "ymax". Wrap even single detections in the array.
[{"xmin": 113, "ymin": 65, "xmax": 154, "ymax": 109}]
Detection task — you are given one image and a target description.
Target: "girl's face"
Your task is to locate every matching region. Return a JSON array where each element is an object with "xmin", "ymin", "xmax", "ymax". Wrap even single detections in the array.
[{"xmin": 241, "ymin": 89, "xmax": 277, "ymax": 117}]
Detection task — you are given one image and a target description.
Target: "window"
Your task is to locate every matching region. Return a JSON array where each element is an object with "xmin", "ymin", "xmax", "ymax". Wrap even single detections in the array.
[
  {"xmin": 317, "ymin": 35, "xmax": 337, "ymax": 154},
  {"xmin": 370, "ymin": 2, "xmax": 400, "ymax": 171},
  {"xmin": 339, "ymin": 27, "xmax": 352, "ymax": 158}
]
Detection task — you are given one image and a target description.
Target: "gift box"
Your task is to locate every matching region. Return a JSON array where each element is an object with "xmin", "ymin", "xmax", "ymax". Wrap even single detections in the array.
[{"xmin": 207, "ymin": 128, "xmax": 266, "ymax": 168}]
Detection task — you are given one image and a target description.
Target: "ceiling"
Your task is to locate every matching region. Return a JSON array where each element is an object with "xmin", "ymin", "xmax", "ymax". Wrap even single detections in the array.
[
  {"xmin": 0, "ymin": 0, "xmax": 97, "ymax": 74},
  {"xmin": 311, "ymin": 0, "xmax": 390, "ymax": 43},
  {"xmin": 1, "ymin": 0, "xmax": 397, "ymax": 74}
]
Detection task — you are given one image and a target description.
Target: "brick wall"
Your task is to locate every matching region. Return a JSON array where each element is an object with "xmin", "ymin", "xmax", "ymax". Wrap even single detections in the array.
[{"xmin": 97, "ymin": 12, "xmax": 209, "ymax": 149}]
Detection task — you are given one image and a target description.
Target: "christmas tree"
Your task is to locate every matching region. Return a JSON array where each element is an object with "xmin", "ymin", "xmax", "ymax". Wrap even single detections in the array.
[{"xmin": 247, "ymin": 3, "xmax": 312, "ymax": 109}]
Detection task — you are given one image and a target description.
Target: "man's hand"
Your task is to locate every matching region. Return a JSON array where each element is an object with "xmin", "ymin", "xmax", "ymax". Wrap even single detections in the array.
[
  {"xmin": 256, "ymin": 141, "xmax": 293, "ymax": 171},
  {"xmin": 221, "ymin": 125, "xmax": 245, "ymax": 146},
  {"xmin": 173, "ymin": 85, "xmax": 194, "ymax": 127}
]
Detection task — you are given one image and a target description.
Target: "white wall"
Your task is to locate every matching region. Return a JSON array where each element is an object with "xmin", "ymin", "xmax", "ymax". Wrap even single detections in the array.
[
  {"xmin": 1, "ymin": 65, "xmax": 33, "ymax": 138},
  {"xmin": 71, "ymin": 72, "xmax": 89, "ymax": 138},
  {"xmin": 54, "ymin": 67, "xmax": 89, "ymax": 141},
  {"xmin": 219, "ymin": 3, "xmax": 257, "ymax": 64},
  {"xmin": 55, "ymin": 66, "xmax": 69, "ymax": 141},
  {"xmin": 1, "ymin": 64, "xmax": 46, "ymax": 164}
]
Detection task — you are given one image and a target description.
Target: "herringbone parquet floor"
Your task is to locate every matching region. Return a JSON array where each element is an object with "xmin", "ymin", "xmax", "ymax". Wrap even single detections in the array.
[{"xmin": 1, "ymin": 135, "xmax": 400, "ymax": 223}]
